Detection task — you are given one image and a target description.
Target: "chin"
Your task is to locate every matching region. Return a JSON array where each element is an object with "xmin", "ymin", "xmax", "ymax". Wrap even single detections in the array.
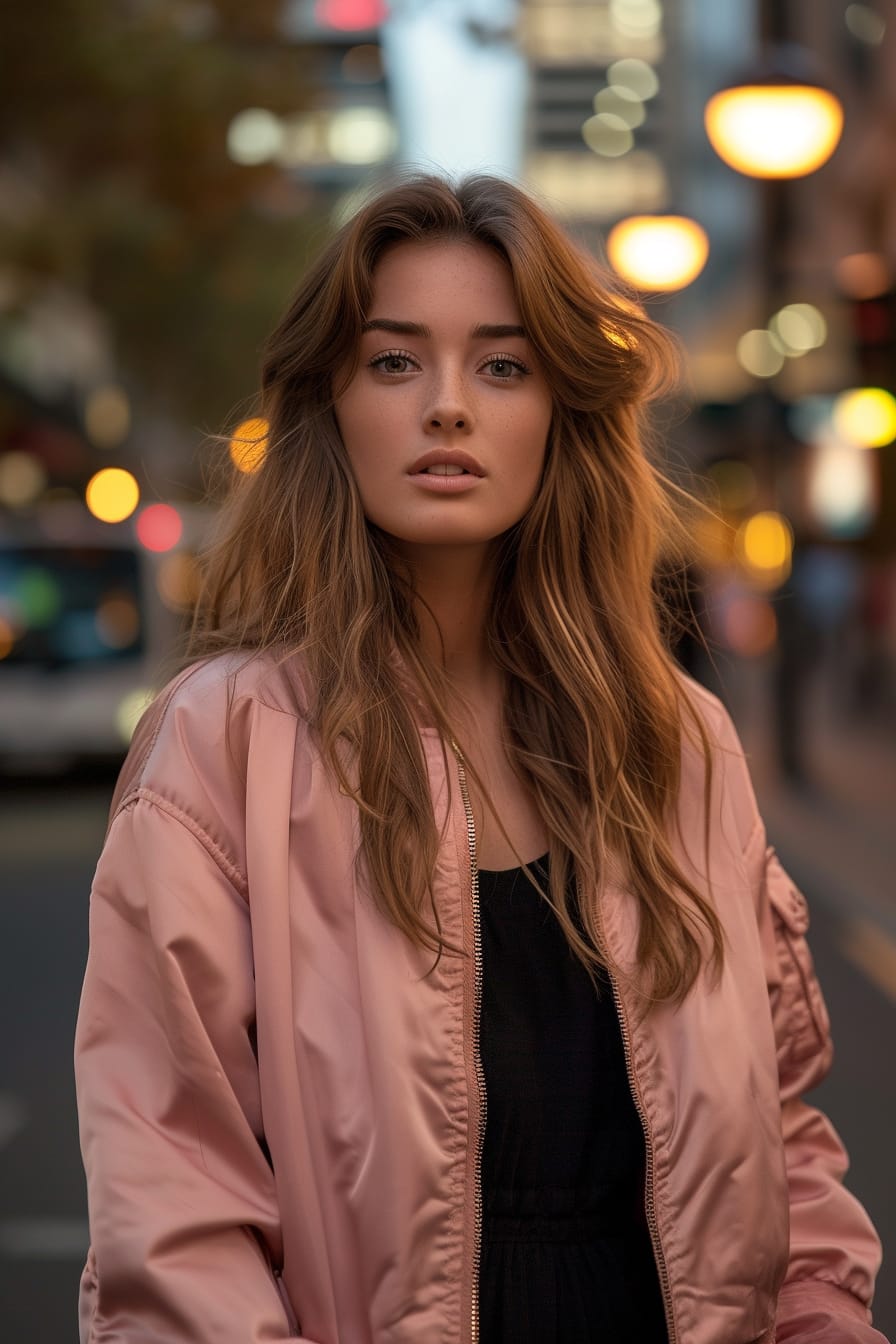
[{"xmin": 382, "ymin": 523, "xmax": 510, "ymax": 548}]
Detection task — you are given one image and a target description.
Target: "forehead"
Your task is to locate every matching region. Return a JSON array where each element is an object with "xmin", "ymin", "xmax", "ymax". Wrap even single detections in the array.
[{"xmin": 368, "ymin": 239, "xmax": 520, "ymax": 317}]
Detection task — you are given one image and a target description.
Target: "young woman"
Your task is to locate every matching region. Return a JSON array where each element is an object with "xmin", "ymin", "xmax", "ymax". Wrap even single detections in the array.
[{"xmin": 75, "ymin": 175, "xmax": 886, "ymax": 1343}]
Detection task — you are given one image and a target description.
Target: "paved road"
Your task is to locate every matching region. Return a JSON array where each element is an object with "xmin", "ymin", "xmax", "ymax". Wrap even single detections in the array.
[
  {"xmin": 1, "ymin": 771, "xmax": 893, "ymax": 1341},
  {"xmin": 1, "ymin": 778, "xmax": 107, "ymax": 1341}
]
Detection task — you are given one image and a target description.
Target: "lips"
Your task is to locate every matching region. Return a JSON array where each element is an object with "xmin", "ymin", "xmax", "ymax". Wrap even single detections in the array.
[{"xmin": 408, "ymin": 449, "xmax": 485, "ymax": 477}]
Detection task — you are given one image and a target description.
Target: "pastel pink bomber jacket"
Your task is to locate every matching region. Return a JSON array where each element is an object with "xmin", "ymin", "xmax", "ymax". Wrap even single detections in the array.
[{"xmin": 74, "ymin": 652, "xmax": 887, "ymax": 1344}]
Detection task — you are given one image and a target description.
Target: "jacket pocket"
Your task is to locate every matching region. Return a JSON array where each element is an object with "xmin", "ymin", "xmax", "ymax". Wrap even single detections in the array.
[{"xmin": 764, "ymin": 845, "xmax": 832, "ymax": 1077}]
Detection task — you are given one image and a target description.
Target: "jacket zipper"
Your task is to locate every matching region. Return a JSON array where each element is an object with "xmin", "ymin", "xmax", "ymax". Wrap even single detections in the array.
[
  {"xmin": 602, "ymin": 938, "xmax": 677, "ymax": 1343},
  {"xmin": 448, "ymin": 775, "xmax": 676, "ymax": 1343},
  {"xmin": 451, "ymin": 742, "xmax": 485, "ymax": 1344}
]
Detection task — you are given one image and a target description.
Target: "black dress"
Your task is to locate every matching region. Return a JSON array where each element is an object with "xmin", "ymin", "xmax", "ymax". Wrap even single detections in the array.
[{"xmin": 477, "ymin": 852, "xmax": 668, "ymax": 1343}]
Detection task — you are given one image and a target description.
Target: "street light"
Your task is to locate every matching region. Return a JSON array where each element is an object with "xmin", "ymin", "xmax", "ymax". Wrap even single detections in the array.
[
  {"xmin": 702, "ymin": 19, "xmax": 845, "ymax": 784},
  {"xmin": 702, "ymin": 36, "xmax": 846, "ymax": 496},
  {"xmin": 703, "ymin": 45, "xmax": 843, "ymax": 180},
  {"xmin": 606, "ymin": 215, "xmax": 709, "ymax": 292},
  {"xmin": 705, "ymin": 79, "xmax": 843, "ymax": 179}
]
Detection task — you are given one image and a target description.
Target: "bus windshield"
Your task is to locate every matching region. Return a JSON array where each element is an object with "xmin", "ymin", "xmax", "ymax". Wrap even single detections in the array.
[{"xmin": 0, "ymin": 545, "xmax": 145, "ymax": 668}]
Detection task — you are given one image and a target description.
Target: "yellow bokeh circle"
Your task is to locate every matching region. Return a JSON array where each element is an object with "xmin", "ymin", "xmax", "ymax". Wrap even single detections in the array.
[
  {"xmin": 832, "ymin": 388, "xmax": 896, "ymax": 449},
  {"xmin": 606, "ymin": 216, "xmax": 709, "ymax": 292},
  {"xmin": 704, "ymin": 85, "xmax": 843, "ymax": 178},
  {"xmin": 85, "ymin": 468, "xmax": 140, "ymax": 523},
  {"xmin": 736, "ymin": 510, "xmax": 793, "ymax": 582},
  {"xmin": 229, "ymin": 418, "xmax": 270, "ymax": 474}
]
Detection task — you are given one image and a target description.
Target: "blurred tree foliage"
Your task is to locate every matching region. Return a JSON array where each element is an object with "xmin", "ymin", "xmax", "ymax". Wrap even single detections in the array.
[{"xmin": 1, "ymin": 0, "xmax": 326, "ymax": 429}]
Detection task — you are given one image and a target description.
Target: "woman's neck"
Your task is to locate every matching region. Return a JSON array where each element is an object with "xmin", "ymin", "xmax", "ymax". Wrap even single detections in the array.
[{"xmin": 398, "ymin": 541, "xmax": 500, "ymax": 696}]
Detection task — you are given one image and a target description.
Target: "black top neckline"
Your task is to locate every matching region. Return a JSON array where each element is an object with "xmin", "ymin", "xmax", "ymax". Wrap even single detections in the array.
[{"xmin": 478, "ymin": 851, "xmax": 550, "ymax": 878}]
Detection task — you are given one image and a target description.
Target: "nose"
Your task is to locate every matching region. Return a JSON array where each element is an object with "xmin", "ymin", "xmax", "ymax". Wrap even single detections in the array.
[
  {"xmin": 422, "ymin": 370, "xmax": 473, "ymax": 434},
  {"xmin": 429, "ymin": 413, "xmax": 467, "ymax": 430}
]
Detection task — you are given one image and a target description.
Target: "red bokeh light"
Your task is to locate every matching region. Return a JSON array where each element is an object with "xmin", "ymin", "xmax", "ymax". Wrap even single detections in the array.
[
  {"xmin": 136, "ymin": 503, "xmax": 183, "ymax": 553},
  {"xmin": 315, "ymin": 0, "xmax": 387, "ymax": 31}
]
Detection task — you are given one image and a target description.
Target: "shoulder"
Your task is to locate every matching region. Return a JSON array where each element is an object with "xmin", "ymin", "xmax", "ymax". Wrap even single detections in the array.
[
  {"xmin": 674, "ymin": 668, "xmax": 736, "ymax": 747},
  {"xmin": 108, "ymin": 649, "xmax": 313, "ymax": 827},
  {"xmin": 673, "ymin": 669, "xmax": 762, "ymax": 859}
]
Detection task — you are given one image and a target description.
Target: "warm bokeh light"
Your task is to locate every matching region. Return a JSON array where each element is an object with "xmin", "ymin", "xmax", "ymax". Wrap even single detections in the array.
[
  {"xmin": 95, "ymin": 593, "xmax": 140, "ymax": 649},
  {"xmin": 610, "ymin": 0, "xmax": 663, "ymax": 40},
  {"xmin": 736, "ymin": 329, "xmax": 785, "ymax": 378},
  {"xmin": 0, "ymin": 451, "xmax": 47, "ymax": 508},
  {"xmin": 229, "ymin": 418, "xmax": 269, "ymax": 474},
  {"xmin": 328, "ymin": 106, "xmax": 396, "ymax": 164},
  {"xmin": 723, "ymin": 594, "xmax": 778, "ymax": 657},
  {"xmin": 116, "ymin": 688, "xmax": 155, "ymax": 745},
  {"xmin": 606, "ymin": 215, "xmax": 708, "ymax": 291},
  {"xmin": 594, "ymin": 86, "xmax": 646, "ymax": 129},
  {"xmin": 136, "ymin": 503, "xmax": 183, "ymax": 553},
  {"xmin": 581, "ymin": 113, "xmax": 634, "ymax": 157},
  {"xmin": 704, "ymin": 84, "xmax": 843, "ymax": 177},
  {"xmin": 832, "ymin": 387, "xmax": 896, "ymax": 448},
  {"xmin": 808, "ymin": 430, "xmax": 876, "ymax": 536},
  {"xmin": 227, "ymin": 108, "xmax": 284, "ymax": 165},
  {"xmin": 607, "ymin": 58, "xmax": 659, "ymax": 100},
  {"xmin": 85, "ymin": 385, "xmax": 131, "ymax": 448},
  {"xmin": 735, "ymin": 511, "xmax": 794, "ymax": 585},
  {"xmin": 769, "ymin": 303, "xmax": 827, "ymax": 354},
  {"xmin": 85, "ymin": 467, "xmax": 140, "ymax": 523},
  {"xmin": 156, "ymin": 552, "xmax": 202, "ymax": 612},
  {"xmin": 834, "ymin": 252, "xmax": 890, "ymax": 299}
]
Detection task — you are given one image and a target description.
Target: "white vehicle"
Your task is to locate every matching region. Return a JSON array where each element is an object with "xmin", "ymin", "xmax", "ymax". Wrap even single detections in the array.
[{"xmin": 0, "ymin": 504, "xmax": 210, "ymax": 772}]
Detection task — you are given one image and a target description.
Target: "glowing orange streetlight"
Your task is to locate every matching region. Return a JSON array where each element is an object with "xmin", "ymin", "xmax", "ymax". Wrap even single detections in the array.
[
  {"xmin": 705, "ymin": 81, "xmax": 843, "ymax": 179},
  {"xmin": 704, "ymin": 40, "xmax": 843, "ymax": 181},
  {"xmin": 702, "ymin": 41, "xmax": 844, "ymax": 517},
  {"xmin": 606, "ymin": 215, "xmax": 709, "ymax": 292}
]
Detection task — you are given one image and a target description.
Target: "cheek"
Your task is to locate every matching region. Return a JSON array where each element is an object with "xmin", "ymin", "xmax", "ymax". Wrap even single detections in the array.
[
  {"xmin": 504, "ymin": 402, "xmax": 551, "ymax": 481},
  {"xmin": 336, "ymin": 384, "xmax": 403, "ymax": 465},
  {"xmin": 333, "ymin": 398, "xmax": 392, "ymax": 520},
  {"xmin": 335, "ymin": 396, "xmax": 380, "ymax": 493}
]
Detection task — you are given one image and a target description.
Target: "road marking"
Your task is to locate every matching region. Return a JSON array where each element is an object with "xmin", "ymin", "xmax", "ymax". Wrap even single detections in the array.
[
  {"xmin": 0, "ymin": 1093, "xmax": 27, "ymax": 1149},
  {"xmin": 0, "ymin": 1218, "xmax": 89, "ymax": 1259},
  {"xmin": 840, "ymin": 917, "xmax": 896, "ymax": 1004}
]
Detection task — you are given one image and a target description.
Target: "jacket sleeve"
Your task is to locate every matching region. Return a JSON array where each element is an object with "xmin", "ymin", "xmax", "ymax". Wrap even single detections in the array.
[
  {"xmin": 719, "ymin": 708, "xmax": 887, "ymax": 1342},
  {"xmin": 75, "ymin": 791, "xmax": 310, "ymax": 1343}
]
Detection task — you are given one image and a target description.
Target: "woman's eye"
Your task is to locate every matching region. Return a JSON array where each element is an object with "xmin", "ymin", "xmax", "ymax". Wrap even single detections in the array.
[
  {"xmin": 370, "ymin": 352, "xmax": 415, "ymax": 374},
  {"xmin": 483, "ymin": 357, "xmax": 527, "ymax": 380}
]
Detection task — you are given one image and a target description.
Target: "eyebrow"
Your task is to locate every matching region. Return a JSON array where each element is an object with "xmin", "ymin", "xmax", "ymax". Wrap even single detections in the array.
[{"xmin": 361, "ymin": 318, "xmax": 528, "ymax": 340}]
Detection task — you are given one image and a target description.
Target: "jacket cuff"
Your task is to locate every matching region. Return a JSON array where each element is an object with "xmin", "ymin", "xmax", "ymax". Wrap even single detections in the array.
[{"xmin": 776, "ymin": 1278, "xmax": 888, "ymax": 1343}]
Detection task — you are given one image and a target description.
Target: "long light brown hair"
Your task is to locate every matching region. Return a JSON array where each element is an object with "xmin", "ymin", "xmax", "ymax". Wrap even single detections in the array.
[{"xmin": 188, "ymin": 173, "xmax": 724, "ymax": 1006}]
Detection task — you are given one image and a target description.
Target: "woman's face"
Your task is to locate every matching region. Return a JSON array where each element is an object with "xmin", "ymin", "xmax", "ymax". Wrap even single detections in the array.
[{"xmin": 334, "ymin": 239, "xmax": 553, "ymax": 553}]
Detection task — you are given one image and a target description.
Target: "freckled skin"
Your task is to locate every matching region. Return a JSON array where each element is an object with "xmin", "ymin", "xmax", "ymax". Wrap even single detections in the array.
[{"xmin": 334, "ymin": 240, "xmax": 554, "ymax": 551}]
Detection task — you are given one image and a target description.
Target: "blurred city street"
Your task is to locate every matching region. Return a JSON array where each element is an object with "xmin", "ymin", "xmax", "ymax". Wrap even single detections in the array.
[
  {"xmin": 1, "ymin": 659, "xmax": 895, "ymax": 1338},
  {"xmin": 3, "ymin": 0, "xmax": 896, "ymax": 1337}
]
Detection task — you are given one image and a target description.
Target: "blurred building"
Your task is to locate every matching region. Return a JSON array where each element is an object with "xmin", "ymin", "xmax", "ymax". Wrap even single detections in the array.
[
  {"xmin": 2, "ymin": 0, "xmax": 895, "ymax": 695},
  {"xmin": 275, "ymin": 1, "xmax": 395, "ymax": 198}
]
